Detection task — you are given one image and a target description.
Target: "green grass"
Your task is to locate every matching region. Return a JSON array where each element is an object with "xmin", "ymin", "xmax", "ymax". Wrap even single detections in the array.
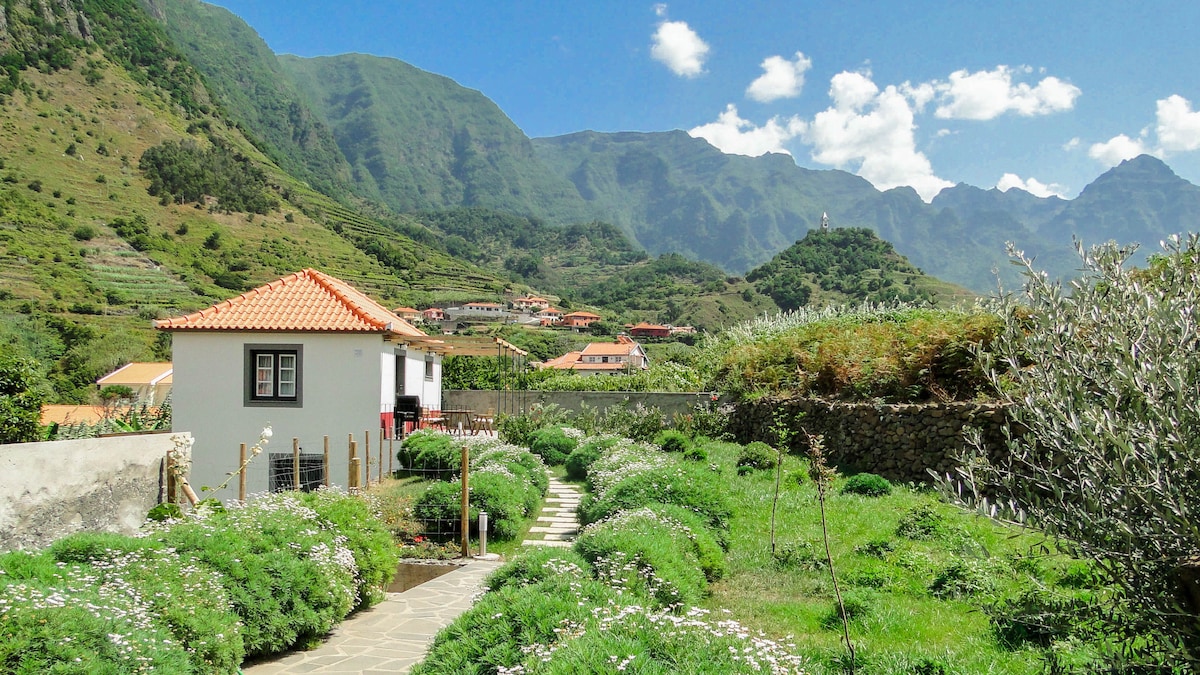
[{"xmin": 699, "ymin": 440, "xmax": 1082, "ymax": 675}]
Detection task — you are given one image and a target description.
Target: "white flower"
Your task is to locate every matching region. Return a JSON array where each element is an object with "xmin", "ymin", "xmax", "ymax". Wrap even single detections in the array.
[{"xmin": 261, "ymin": 426, "xmax": 273, "ymax": 439}]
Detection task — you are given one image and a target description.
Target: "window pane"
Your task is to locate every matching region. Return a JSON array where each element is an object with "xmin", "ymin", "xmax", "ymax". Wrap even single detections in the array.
[
  {"xmin": 256, "ymin": 354, "xmax": 274, "ymax": 397},
  {"xmin": 278, "ymin": 354, "xmax": 296, "ymax": 397}
]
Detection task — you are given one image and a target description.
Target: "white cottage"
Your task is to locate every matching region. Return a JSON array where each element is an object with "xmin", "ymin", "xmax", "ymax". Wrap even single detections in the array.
[{"xmin": 155, "ymin": 269, "xmax": 441, "ymax": 500}]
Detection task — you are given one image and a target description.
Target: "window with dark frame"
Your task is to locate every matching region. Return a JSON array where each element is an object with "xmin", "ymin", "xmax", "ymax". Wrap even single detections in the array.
[
  {"xmin": 246, "ymin": 345, "xmax": 302, "ymax": 407},
  {"xmin": 424, "ymin": 356, "xmax": 435, "ymax": 381}
]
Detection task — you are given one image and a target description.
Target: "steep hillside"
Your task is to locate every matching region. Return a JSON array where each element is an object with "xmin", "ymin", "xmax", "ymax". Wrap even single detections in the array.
[
  {"xmin": 138, "ymin": 0, "xmax": 354, "ymax": 195},
  {"xmin": 746, "ymin": 227, "xmax": 974, "ymax": 309},
  {"xmin": 279, "ymin": 53, "xmax": 592, "ymax": 222},
  {"xmin": 0, "ymin": 2, "xmax": 517, "ymax": 401},
  {"xmin": 412, "ymin": 207, "xmax": 779, "ymax": 329}
]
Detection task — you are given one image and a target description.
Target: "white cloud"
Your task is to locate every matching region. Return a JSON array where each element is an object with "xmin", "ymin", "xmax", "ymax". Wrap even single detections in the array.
[
  {"xmin": 1087, "ymin": 133, "xmax": 1151, "ymax": 166},
  {"xmin": 935, "ymin": 128, "xmax": 953, "ymax": 138},
  {"xmin": 1156, "ymin": 95, "xmax": 1200, "ymax": 153},
  {"xmin": 653, "ymin": 3, "xmax": 668, "ymax": 17},
  {"xmin": 932, "ymin": 66, "xmax": 1081, "ymax": 120},
  {"xmin": 1063, "ymin": 137, "xmax": 1081, "ymax": 151},
  {"xmin": 804, "ymin": 71, "xmax": 952, "ymax": 202},
  {"xmin": 996, "ymin": 173, "xmax": 1067, "ymax": 199},
  {"xmin": 688, "ymin": 104, "xmax": 805, "ymax": 156},
  {"xmin": 746, "ymin": 52, "xmax": 812, "ymax": 103},
  {"xmin": 651, "ymin": 19, "xmax": 709, "ymax": 78}
]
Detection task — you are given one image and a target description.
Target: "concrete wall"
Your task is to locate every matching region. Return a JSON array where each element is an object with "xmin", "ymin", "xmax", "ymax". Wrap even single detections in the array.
[
  {"xmin": 0, "ymin": 432, "xmax": 187, "ymax": 552},
  {"xmin": 173, "ymin": 331, "xmax": 387, "ymax": 502},
  {"xmin": 729, "ymin": 397, "xmax": 1011, "ymax": 484},
  {"xmin": 443, "ymin": 390, "xmax": 720, "ymax": 419}
]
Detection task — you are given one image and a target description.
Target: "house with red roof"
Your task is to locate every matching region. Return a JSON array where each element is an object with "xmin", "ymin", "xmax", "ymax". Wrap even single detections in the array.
[
  {"xmin": 539, "ymin": 335, "xmax": 649, "ymax": 376},
  {"xmin": 422, "ymin": 307, "xmax": 446, "ymax": 321},
  {"xmin": 512, "ymin": 296, "xmax": 550, "ymax": 311},
  {"xmin": 392, "ymin": 306, "xmax": 422, "ymax": 321},
  {"xmin": 562, "ymin": 311, "xmax": 602, "ymax": 329},
  {"xmin": 628, "ymin": 322, "xmax": 671, "ymax": 338},
  {"xmin": 156, "ymin": 269, "xmax": 440, "ymax": 499}
]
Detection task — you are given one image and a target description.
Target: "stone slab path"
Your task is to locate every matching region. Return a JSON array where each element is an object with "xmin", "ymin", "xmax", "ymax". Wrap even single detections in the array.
[
  {"xmin": 522, "ymin": 476, "xmax": 581, "ymax": 548},
  {"xmin": 242, "ymin": 559, "xmax": 503, "ymax": 675}
]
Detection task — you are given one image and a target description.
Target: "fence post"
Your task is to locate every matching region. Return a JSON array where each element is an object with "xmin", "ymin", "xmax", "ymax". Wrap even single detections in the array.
[
  {"xmin": 364, "ymin": 430, "xmax": 371, "ymax": 487},
  {"xmin": 348, "ymin": 439, "xmax": 358, "ymax": 489},
  {"xmin": 388, "ymin": 435, "xmax": 394, "ymax": 476},
  {"xmin": 460, "ymin": 445, "xmax": 470, "ymax": 558},
  {"xmin": 165, "ymin": 452, "xmax": 176, "ymax": 505},
  {"xmin": 323, "ymin": 436, "xmax": 330, "ymax": 488},
  {"xmin": 292, "ymin": 437, "xmax": 300, "ymax": 491},
  {"xmin": 238, "ymin": 443, "xmax": 247, "ymax": 501},
  {"xmin": 378, "ymin": 427, "xmax": 385, "ymax": 483}
]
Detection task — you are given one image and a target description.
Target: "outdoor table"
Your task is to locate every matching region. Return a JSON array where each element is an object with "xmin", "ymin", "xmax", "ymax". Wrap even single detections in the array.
[{"xmin": 442, "ymin": 409, "xmax": 476, "ymax": 435}]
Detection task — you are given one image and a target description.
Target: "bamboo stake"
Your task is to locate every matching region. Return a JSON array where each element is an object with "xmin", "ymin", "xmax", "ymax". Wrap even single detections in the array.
[
  {"xmin": 460, "ymin": 445, "xmax": 470, "ymax": 558},
  {"xmin": 238, "ymin": 443, "xmax": 247, "ymax": 502},
  {"xmin": 323, "ymin": 436, "xmax": 330, "ymax": 488},
  {"xmin": 292, "ymin": 437, "xmax": 300, "ymax": 491}
]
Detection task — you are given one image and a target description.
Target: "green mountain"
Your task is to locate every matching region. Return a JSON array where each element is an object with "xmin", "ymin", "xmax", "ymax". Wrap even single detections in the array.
[
  {"xmin": 746, "ymin": 227, "xmax": 974, "ymax": 310},
  {"xmin": 277, "ymin": 52, "xmax": 592, "ymax": 221},
  {"xmin": 138, "ymin": 0, "xmax": 353, "ymax": 195}
]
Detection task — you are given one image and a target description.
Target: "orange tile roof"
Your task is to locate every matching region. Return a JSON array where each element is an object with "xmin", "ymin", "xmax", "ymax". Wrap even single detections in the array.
[
  {"xmin": 581, "ymin": 342, "xmax": 640, "ymax": 356},
  {"xmin": 629, "ymin": 322, "xmax": 668, "ymax": 330},
  {"xmin": 563, "ymin": 311, "xmax": 601, "ymax": 319},
  {"xmin": 541, "ymin": 351, "xmax": 582, "ymax": 369},
  {"xmin": 154, "ymin": 269, "xmax": 425, "ymax": 336},
  {"xmin": 96, "ymin": 362, "xmax": 174, "ymax": 387},
  {"xmin": 393, "ymin": 306, "xmax": 419, "ymax": 313},
  {"xmin": 41, "ymin": 405, "xmax": 108, "ymax": 426}
]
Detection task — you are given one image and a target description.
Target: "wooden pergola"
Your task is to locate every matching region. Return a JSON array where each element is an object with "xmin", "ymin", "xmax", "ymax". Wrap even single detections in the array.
[{"xmin": 389, "ymin": 334, "xmax": 531, "ymax": 415}]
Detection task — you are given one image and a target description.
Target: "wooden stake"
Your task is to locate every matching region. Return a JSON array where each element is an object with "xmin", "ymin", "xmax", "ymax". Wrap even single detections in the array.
[
  {"xmin": 349, "ymin": 440, "xmax": 358, "ymax": 489},
  {"xmin": 238, "ymin": 443, "xmax": 247, "ymax": 502},
  {"xmin": 364, "ymin": 430, "xmax": 371, "ymax": 486},
  {"xmin": 460, "ymin": 445, "xmax": 470, "ymax": 558},
  {"xmin": 165, "ymin": 452, "xmax": 176, "ymax": 505},
  {"xmin": 388, "ymin": 435, "xmax": 394, "ymax": 476},
  {"xmin": 292, "ymin": 437, "xmax": 300, "ymax": 491},
  {"xmin": 378, "ymin": 427, "xmax": 384, "ymax": 483},
  {"xmin": 323, "ymin": 436, "xmax": 330, "ymax": 488}
]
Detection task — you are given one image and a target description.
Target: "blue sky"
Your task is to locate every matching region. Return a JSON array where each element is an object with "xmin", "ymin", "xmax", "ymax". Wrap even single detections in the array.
[{"xmin": 209, "ymin": 1, "xmax": 1200, "ymax": 201}]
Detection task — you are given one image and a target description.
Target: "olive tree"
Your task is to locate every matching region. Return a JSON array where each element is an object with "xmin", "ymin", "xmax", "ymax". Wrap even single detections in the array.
[
  {"xmin": 956, "ymin": 235, "xmax": 1200, "ymax": 665},
  {"xmin": 0, "ymin": 355, "xmax": 46, "ymax": 444}
]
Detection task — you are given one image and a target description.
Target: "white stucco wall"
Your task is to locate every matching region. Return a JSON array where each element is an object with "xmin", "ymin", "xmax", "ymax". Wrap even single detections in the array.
[{"xmin": 172, "ymin": 331, "xmax": 387, "ymax": 502}]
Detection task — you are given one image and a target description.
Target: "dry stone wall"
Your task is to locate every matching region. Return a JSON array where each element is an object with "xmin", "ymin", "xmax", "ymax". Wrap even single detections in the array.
[{"xmin": 729, "ymin": 397, "xmax": 1011, "ymax": 484}]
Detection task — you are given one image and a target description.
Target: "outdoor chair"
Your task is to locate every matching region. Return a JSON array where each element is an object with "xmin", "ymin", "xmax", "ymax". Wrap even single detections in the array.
[{"xmin": 420, "ymin": 406, "xmax": 447, "ymax": 432}]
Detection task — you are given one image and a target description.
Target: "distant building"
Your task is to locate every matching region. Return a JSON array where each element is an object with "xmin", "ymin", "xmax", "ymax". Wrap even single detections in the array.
[
  {"xmin": 96, "ymin": 362, "xmax": 174, "ymax": 405},
  {"xmin": 392, "ymin": 307, "xmax": 422, "ymax": 321},
  {"xmin": 512, "ymin": 296, "xmax": 550, "ymax": 311},
  {"xmin": 562, "ymin": 311, "xmax": 602, "ymax": 329},
  {"xmin": 540, "ymin": 335, "xmax": 649, "ymax": 376},
  {"xmin": 537, "ymin": 307, "xmax": 564, "ymax": 324},
  {"xmin": 669, "ymin": 325, "xmax": 696, "ymax": 335},
  {"xmin": 628, "ymin": 322, "xmax": 670, "ymax": 338},
  {"xmin": 422, "ymin": 307, "xmax": 446, "ymax": 321},
  {"xmin": 449, "ymin": 302, "xmax": 511, "ymax": 320}
]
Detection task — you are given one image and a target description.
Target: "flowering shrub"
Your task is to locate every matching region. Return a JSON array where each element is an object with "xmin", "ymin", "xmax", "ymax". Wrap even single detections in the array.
[
  {"xmin": 397, "ymin": 429, "xmax": 461, "ymax": 477},
  {"xmin": 528, "ymin": 426, "xmax": 578, "ymax": 465},
  {"xmin": 585, "ymin": 439, "xmax": 670, "ymax": 496},
  {"xmin": 412, "ymin": 438, "xmax": 548, "ymax": 541},
  {"xmin": 579, "ymin": 464, "xmax": 733, "ymax": 541},
  {"xmin": 654, "ymin": 429, "xmax": 692, "ymax": 454},
  {"xmin": 575, "ymin": 507, "xmax": 715, "ymax": 608},
  {"xmin": 565, "ymin": 434, "xmax": 621, "ymax": 481}
]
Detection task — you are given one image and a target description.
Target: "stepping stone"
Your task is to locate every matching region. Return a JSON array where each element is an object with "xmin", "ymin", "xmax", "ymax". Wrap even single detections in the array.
[
  {"xmin": 541, "ymin": 507, "xmax": 574, "ymax": 513},
  {"xmin": 537, "ymin": 516, "xmax": 577, "ymax": 523},
  {"xmin": 528, "ymin": 525, "xmax": 579, "ymax": 534},
  {"xmin": 523, "ymin": 539, "xmax": 573, "ymax": 548},
  {"xmin": 542, "ymin": 532, "xmax": 575, "ymax": 541},
  {"xmin": 545, "ymin": 497, "xmax": 578, "ymax": 503}
]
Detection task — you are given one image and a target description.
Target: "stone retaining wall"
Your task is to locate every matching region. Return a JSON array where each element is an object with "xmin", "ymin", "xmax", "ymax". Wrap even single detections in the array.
[
  {"xmin": 0, "ymin": 432, "xmax": 187, "ymax": 552},
  {"xmin": 443, "ymin": 390, "xmax": 719, "ymax": 419},
  {"xmin": 729, "ymin": 397, "xmax": 1010, "ymax": 484}
]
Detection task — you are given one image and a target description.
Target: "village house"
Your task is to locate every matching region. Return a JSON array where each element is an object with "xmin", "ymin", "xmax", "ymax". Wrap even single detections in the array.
[
  {"xmin": 511, "ymin": 296, "xmax": 550, "ymax": 311},
  {"xmin": 156, "ymin": 269, "xmax": 442, "ymax": 500},
  {"xmin": 628, "ymin": 322, "xmax": 671, "ymax": 338},
  {"xmin": 537, "ymin": 306, "xmax": 564, "ymax": 325},
  {"xmin": 448, "ymin": 301, "xmax": 511, "ymax": 321},
  {"xmin": 539, "ymin": 335, "xmax": 649, "ymax": 376},
  {"xmin": 392, "ymin": 306, "xmax": 422, "ymax": 322},
  {"xmin": 562, "ymin": 310, "xmax": 602, "ymax": 329},
  {"xmin": 421, "ymin": 307, "xmax": 446, "ymax": 321},
  {"xmin": 95, "ymin": 362, "xmax": 174, "ymax": 404}
]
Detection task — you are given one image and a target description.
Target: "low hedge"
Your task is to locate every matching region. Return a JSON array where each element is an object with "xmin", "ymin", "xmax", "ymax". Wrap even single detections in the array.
[
  {"xmin": 578, "ymin": 463, "xmax": 733, "ymax": 542},
  {"xmin": 397, "ymin": 430, "xmax": 460, "ymax": 477},
  {"xmin": 564, "ymin": 434, "xmax": 622, "ymax": 481},
  {"xmin": 413, "ymin": 439, "xmax": 548, "ymax": 541},
  {"xmin": 527, "ymin": 426, "xmax": 578, "ymax": 465},
  {"xmin": 574, "ymin": 507, "xmax": 714, "ymax": 608},
  {"xmin": 0, "ymin": 489, "xmax": 397, "ymax": 672}
]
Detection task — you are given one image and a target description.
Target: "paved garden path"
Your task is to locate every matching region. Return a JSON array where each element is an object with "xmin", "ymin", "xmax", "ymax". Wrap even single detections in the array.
[
  {"xmin": 242, "ymin": 559, "xmax": 503, "ymax": 675},
  {"xmin": 522, "ymin": 475, "xmax": 582, "ymax": 548}
]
